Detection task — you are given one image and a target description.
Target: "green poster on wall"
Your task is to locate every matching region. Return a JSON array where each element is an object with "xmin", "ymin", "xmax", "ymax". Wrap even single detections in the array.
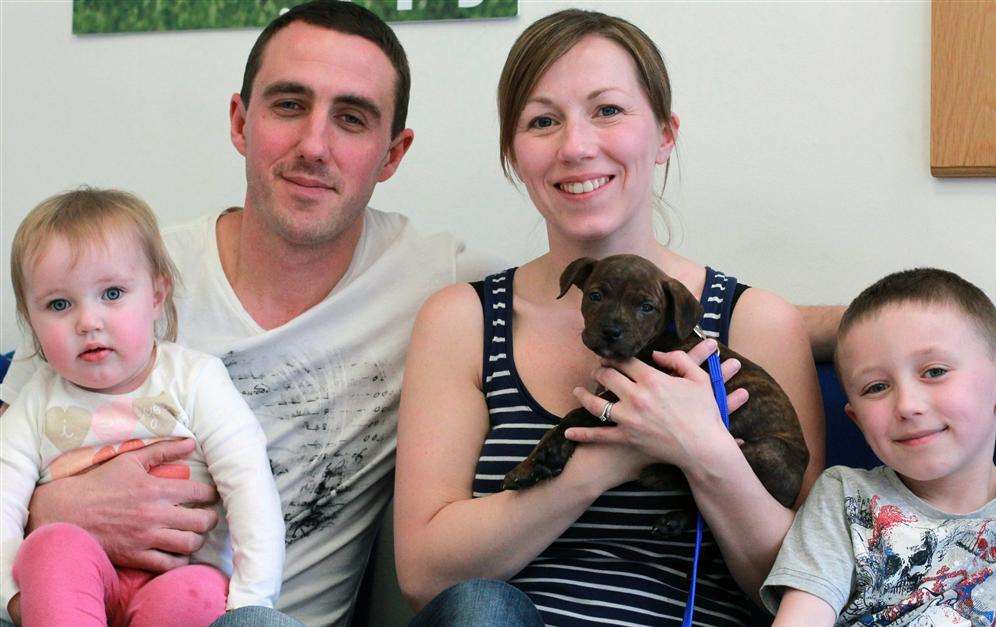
[{"xmin": 72, "ymin": 0, "xmax": 517, "ymax": 34}]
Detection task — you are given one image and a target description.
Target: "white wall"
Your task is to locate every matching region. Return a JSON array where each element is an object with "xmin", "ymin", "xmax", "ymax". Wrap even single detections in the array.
[{"xmin": 3, "ymin": 0, "xmax": 994, "ymax": 348}]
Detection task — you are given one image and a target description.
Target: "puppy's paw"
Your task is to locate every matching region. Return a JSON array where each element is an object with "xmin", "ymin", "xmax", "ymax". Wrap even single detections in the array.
[
  {"xmin": 651, "ymin": 511, "xmax": 694, "ymax": 538},
  {"xmin": 502, "ymin": 457, "xmax": 563, "ymax": 491}
]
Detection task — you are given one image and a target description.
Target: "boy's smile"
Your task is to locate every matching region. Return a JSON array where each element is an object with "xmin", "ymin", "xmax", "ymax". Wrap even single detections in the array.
[{"xmin": 837, "ymin": 303, "xmax": 996, "ymax": 511}]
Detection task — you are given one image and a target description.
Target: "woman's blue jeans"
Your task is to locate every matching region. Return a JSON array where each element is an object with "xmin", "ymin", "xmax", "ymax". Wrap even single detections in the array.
[{"xmin": 407, "ymin": 579, "xmax": 544, "ymax": 627}]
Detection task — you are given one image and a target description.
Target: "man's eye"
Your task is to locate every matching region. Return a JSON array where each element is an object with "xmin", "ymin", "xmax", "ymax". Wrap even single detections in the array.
[
  {"xmin": 340, "ymin": 113, "xmax": 365, "ymax": 127},
  {"xmin": 639, "ymin": 302, "xmax": 655, "ymax": 313},
  {"xmin": 47, "ymin": 299, "xmax": 70, "ymax": 312},
  {"xmin": 103, "ymin": 287, "xmax": 123, "ymax": 301},
  {"xmin": 275, "ymin": 100, "xmax": 302, "ymax": 112},
  {"xmin": 588, "ymin": 291, "xmax": 602, "ymax": 302},
  {"xmin": 923, "ymin": 367, "xmax": 948, "ymax": 379}
]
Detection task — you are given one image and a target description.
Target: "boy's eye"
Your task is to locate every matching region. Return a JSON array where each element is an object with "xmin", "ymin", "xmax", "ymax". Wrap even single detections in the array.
[
  {"xmin": 47, "ymin": 299, "xmax": 71, "ymax": 312},
  {"xmin": 861, "ymin": 382, "xmax": 888, "ymax": 396},
  {"xmin": 103, "ymin": 287, "xmax": 123, "ymax": 301},
  {"xmin": 923, "ymin": 366, "xmax": 948, "ymax": 379},
  {"xmin": 597, "ymin": 105, "xmax": 621, "ymax": 117}
]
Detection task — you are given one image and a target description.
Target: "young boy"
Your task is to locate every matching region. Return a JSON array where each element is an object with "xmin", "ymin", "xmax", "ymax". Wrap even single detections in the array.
[{"xmin": 760, "ymin": 267, "xmax": 996, "ymax": 626}]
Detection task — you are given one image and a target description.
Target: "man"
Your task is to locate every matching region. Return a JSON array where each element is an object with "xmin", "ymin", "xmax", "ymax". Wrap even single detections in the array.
[{"xmin": 0, "ymin": 2, "xmax": 497, "ymax": 625}]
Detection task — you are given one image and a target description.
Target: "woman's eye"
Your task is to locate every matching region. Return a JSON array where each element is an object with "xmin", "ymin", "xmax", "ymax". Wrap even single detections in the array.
[
  {"xmin": 923, "ymin": 367, "xmax": 948, "ymax": 379},
  {"xmin": 529, "ymin": 116, "xmax": 555, "ymax": 129},
  {"xmin": 598, "ymin": 105, "xmax": 621, "ymax": 117},
  {"xmin": 47, "ymin": 299, "xmax": 70, "ymax": 312},
  {"xmin": 639, "ymin": 302, "xmax": 655, "ymax": 313},
  {"xmin": 588, "ymin": 291, "xmax": 602, "ymax": 302},
  {"xmin": 103, "ymin": 287, "xmax": 123, "ymax": 301}
]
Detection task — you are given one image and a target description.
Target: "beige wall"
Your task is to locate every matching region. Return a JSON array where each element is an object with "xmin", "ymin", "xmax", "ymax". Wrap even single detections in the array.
[{"xmin": 3, "ymin": 0, "xmax": 994, "ymax": 347}]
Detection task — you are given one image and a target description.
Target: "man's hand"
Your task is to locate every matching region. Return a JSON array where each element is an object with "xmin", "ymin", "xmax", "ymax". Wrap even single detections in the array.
[{"xmin": 27, "ymin": 439, "xmax": 219, "ymax": 572}]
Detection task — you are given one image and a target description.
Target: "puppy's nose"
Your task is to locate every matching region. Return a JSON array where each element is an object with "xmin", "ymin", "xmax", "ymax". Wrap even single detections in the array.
[{"xmin": 601, "ymin": 324, "xmax": 622, "ymax": 342}]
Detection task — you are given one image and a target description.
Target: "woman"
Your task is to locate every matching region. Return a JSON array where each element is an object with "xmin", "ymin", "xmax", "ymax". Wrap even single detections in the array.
[{"xmin": 395, "ymin": 9, "xmax": 825, "ymax": 626}]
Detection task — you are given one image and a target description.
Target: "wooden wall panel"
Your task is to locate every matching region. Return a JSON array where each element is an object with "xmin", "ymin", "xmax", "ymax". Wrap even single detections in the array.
[{"xmin": 931, "ymin": 0, "xmax": 996, "ymax": 177}]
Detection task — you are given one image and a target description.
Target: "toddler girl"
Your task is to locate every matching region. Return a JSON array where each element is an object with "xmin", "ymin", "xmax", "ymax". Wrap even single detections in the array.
[{"xmin": 1, "ymin": 188, "xmax": 284, "ymax": 626}]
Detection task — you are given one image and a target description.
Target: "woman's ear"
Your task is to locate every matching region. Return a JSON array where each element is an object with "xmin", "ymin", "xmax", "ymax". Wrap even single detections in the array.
[{"xmin": 656, "ymin": 113, "xmax": 680, "ymax": 165}]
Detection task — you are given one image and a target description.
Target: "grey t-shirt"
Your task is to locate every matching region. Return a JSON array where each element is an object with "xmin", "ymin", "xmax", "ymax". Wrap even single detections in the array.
[{"xmin": 761, "ymin": 465, "xmax": 996, "ymax": 626}]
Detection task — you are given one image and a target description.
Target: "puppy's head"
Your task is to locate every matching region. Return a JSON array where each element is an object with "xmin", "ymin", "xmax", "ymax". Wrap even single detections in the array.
[{"xmin": 558, "ymin": 254, "xmax": 703, "ymax": 359}]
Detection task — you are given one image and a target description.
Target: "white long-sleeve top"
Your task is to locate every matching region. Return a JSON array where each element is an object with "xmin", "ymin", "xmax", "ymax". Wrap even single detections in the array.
[{"xmin": 0, "ymin": 341, "xmax": 284, "ymax": 620}]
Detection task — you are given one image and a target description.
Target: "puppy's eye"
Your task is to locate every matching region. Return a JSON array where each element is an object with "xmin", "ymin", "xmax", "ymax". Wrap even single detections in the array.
[
  {"xmin": 639, "ymin": 302, "xmax": 655, "ymax": 313},
  {"xmin": 588, "ymin": 291, "xmax": 602, "ymax": 302}
]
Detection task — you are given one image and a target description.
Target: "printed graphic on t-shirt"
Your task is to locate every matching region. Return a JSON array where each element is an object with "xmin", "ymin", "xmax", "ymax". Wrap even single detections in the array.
[
  {"xmin": 222, "ymin": 348, "xmax": 393, "ymax": 545},
  {"xmin": 842, "ymin": 492, "xmax": 995, "ymax": 626}
]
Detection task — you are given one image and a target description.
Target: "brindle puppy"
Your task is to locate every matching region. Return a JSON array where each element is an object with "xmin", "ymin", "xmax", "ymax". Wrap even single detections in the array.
[{"xmin": 501, "ymin": 254, "xmax": 809, "ymax": 536}]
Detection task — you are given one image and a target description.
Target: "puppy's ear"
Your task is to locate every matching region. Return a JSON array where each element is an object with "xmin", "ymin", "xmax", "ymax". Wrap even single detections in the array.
[
  {"xmin": 558, "ymin": 257, "xmax": 597, "ymax": 299},
  {"xmin": 661, "ymin": 276, "xmax": 704, "ymax": 339}
]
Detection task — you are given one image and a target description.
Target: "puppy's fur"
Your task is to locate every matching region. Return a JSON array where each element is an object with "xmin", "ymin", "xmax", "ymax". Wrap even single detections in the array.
[{"xmin": 502, "ymin": 254, "xmax": 809, "ymax": 536}]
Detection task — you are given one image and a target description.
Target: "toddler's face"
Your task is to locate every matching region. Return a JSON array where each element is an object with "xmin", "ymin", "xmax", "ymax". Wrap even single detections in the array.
[
  {"xmin": 24, "ymin": 232, "xmax": 165, "ymax": 394},
  {"xmin": 837, "ymin": 303, "xmax": 996, "ymax": 494}
]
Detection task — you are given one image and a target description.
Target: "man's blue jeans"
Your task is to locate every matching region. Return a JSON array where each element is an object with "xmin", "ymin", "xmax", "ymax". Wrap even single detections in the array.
[
  {"xmin": 209, "ymin": 606, "xmax": 304, "ymax": 627},
  {"xmin": 407, "ymin": 579, "xmax": 543, "ymax": 627}
]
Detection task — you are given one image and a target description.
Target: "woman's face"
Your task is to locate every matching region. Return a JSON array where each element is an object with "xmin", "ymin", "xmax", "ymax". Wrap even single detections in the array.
[{"xmin": 511, "ymin": 35, "xmax": 675, "ymax": 244}]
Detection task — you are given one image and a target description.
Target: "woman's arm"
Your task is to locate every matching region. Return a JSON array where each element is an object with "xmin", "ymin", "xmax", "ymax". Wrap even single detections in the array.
[{"xmin": 393, "ymin": 284, "xmax": 653, "ymax": 610}]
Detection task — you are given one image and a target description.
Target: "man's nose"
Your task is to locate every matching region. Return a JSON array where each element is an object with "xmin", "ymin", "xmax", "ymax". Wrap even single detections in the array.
[
  {"xmin": 557, "ymin": 119, "xmax": 596, "ymax": 163},
  {"xmin": 296, "ymin": 113, "xmax": 331, "ymax": 162}
]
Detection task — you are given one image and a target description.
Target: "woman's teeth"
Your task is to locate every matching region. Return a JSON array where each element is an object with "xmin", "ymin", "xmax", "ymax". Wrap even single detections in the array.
[{"xmin": 558, "ymin": 177, "xmax": 609, "ymax": 194}]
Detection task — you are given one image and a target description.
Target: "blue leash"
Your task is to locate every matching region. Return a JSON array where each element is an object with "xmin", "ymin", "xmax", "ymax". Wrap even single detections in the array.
[{"xmin": 682, "ymin": 330, "xmax": 731, "ymax": 627}]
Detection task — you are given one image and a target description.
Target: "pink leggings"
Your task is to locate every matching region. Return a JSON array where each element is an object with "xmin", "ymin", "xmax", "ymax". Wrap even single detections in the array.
[{"xmin": 12, "ymin": 523, "xmax": 227, "ymax": 627}]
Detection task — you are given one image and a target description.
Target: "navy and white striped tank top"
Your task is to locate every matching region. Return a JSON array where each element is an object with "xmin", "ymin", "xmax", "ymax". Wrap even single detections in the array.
[{"xmin": 472, "ymin": 266, "xmax": 751, "ymax": 627}]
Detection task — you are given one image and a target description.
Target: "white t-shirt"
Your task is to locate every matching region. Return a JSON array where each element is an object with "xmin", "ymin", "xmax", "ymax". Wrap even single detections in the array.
[
  {"xmin": 1, "ymin": 207, "xmax": 502, "ymax": 626},
  {"xmin": 1, "ymin": 342, "xmax": 284, "ymax": 620}
]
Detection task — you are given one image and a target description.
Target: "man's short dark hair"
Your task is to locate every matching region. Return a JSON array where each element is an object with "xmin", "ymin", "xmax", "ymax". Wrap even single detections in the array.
[
  {"xmin": 240, "ymin": 0, "xmax": 410, "ymax": 138},
  {"xmin": 836, "ymin": 267, "xmax": 996, "ymax": 362}
]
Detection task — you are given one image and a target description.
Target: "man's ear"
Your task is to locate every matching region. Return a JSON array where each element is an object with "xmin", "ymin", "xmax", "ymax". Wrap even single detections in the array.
[
  {"xmin": 661, "ymin": 275, "xmax": 702, "ymax": 339},
  {"xmin": 377, "ymin": 129, "xmax": 415, "ymax": 182},
  {"xmin": 656, "ymin": 113, "xmax": 680, "ymax": 165},
  {"xmin": 558, "ymin": 257, "xmax": 596, "ymax": 299},
  {"xmin": 230, "ymin": 94, "xmax": 248, "ymax": 157}
]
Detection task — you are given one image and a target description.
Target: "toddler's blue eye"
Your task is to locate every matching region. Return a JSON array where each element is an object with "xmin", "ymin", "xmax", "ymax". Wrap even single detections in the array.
[
  {"xmin": 48, "ymin": 299, "xmax": 70, "ymax": 312},
  {"xmin": 104, "ymin": 287, "xmax": 123, "ymax": 301},
  {"xmin": 862, "ymin": 382, "xmax": 888, "ymax": 395},
  {"xmin": 924, "ymin": 367, "xmax": 948, "ymax": 379}
]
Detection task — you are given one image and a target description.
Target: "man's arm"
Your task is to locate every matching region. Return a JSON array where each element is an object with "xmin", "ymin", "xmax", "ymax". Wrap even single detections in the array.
[
  {"xmin": 772, "ymin": 589, "xmax": 836, "ymax": 627},
  {"xmin": 798, "ymin": 305, "xmax": 845, "ymax": 363},
  {"xmin": 27, "ymin": 439, "xmax": 220, "ymax": 572}
]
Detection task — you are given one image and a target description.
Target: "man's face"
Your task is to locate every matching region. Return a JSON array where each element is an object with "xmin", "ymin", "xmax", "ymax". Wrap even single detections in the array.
[{"xmin": 230, "ymin": 22, "xmax": 413, "ymax": 247}]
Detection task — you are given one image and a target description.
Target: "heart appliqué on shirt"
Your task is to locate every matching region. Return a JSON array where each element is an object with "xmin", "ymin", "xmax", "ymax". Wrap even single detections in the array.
[
  {"xmin": 44, "ymin": 406, "xmax": 92, "ymax": 451},
  {"xmin": 134, "ymin": 392, "xmax": 180, "ymax": 436}
]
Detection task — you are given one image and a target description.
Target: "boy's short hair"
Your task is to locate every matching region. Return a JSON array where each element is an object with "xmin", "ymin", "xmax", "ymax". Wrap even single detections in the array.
[
  {"xmin": 11, "ymin": 187, "xmax": 179, "ymax": 358},
  {"xmin": 835, "ymin": 268, "xmax": 996, "ymax": 366}
]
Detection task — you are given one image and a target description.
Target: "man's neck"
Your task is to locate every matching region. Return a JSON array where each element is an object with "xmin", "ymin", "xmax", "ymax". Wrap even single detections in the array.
[{"xmin": 215, "ymin": 208, "xmax": 364, "ymax": 330}]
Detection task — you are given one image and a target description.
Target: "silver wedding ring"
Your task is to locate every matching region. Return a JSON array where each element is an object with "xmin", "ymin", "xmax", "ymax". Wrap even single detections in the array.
[{"xmin": 599, "ymin": 400, "xmax": 615, "ymax": 422}]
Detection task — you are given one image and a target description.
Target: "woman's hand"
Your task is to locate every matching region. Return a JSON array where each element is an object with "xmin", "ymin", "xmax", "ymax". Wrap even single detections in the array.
[{"xmin": 565, "ymin": 339, "xmax": 748, "ymax": 471}]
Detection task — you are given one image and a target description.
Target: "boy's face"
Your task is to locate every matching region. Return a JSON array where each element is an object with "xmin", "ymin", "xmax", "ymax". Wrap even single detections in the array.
[{"xmin": 837, "ymin": 303, "xmax": 996, "ymax": 492}]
